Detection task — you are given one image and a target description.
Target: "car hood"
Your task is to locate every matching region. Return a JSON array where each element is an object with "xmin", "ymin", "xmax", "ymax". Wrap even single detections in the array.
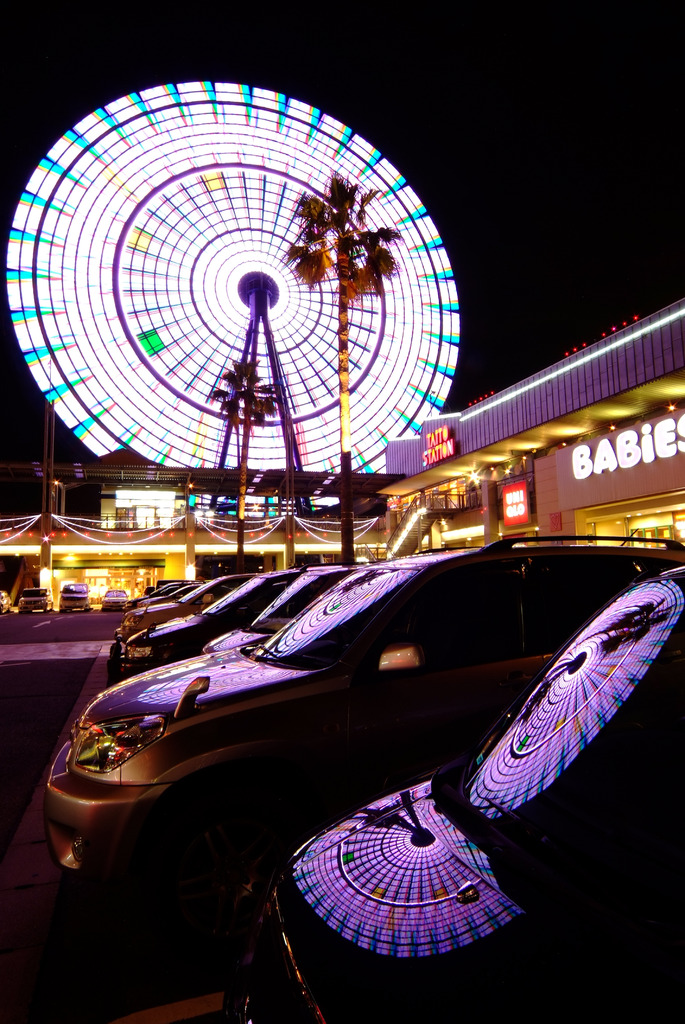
[
  {"xmin": 237, "ymin": 778, "xmax": 560, "ymax": 1022},
  {"xmin": 144, "ymin": 613, "xmax": 204, "ymax": 638},
  {"xmin": 202, "ymin": 628, "xmax": 263, "ymax": 654},
  {"xmin": 136, "ymin": 598, "xmax": 180, "ymax": 613},
  {"xmin": 82, "ymin": 647, "xmax": 311, "ymax": 720},
  {"xmin": 286, "ymin": 778, "xmax": 524, "ymax": 960}
]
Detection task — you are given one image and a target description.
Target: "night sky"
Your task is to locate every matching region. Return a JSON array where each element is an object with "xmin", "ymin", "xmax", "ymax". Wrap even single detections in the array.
[{"xmin": 2, "ymin": 6, "xmax": 683, "ymax": 463}]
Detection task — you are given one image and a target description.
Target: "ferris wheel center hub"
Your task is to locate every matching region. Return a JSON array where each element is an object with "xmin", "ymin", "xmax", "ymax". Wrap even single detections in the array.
[{"xmin": 238, "ymin": 272, "xmax": 280, "ymax": 308}]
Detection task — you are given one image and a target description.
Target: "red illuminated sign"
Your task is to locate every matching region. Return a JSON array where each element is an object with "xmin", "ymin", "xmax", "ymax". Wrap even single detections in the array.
[
  {"xmin": 423, "ymin": 426, "xmax": 455, "ymax": 467},
  {"xmin": 502, "ymin": 482, "xmax": 529, "ymax": 525}
]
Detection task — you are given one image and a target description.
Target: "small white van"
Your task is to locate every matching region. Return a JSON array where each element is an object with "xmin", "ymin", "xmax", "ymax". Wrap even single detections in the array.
[{"xmin": 59, "ymin": 583, "xmax": 91, "ymax": 612}]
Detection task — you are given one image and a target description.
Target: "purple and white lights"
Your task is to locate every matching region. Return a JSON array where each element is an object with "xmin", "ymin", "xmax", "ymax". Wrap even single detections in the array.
[
  {"xmin": 292, "ymin": 780, "xmax": 522, "ymax": 957},
  {"xmin": 469, "ymin": 578, "xmax": 684, "ymax": 816},
  {"xmin": 7, "ymin": 83, "xmax": 459, "ymax": 470}
]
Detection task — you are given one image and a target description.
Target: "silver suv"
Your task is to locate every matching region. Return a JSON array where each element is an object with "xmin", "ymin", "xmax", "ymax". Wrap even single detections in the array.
[
  {"xmin": 44, "ymin": 538, "xmax": 685, "ymax": 937},
  {"xmin": 19, "ymin": 587, "xmax": 53, "ymax": 613}
]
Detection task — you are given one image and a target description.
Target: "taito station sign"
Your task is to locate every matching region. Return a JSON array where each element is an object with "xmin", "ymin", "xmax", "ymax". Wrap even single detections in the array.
[{"xmin": 423, "ymin": 426, "xmax": 456, "ymax": 468}]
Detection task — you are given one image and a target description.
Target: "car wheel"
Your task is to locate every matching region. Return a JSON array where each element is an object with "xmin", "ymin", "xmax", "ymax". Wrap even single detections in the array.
[
  {"xmin": 176, "ymin": 812, "xmax": 283, "ymax": 938},
  {"xmin": 154, "ymin": 798, "xmax": 286, "ymax": 940}
]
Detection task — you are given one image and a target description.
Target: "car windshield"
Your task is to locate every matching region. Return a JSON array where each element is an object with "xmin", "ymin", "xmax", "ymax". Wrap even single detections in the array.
[
  {"xmin": 161, "ymin": 583, "xmax": 199, "ymax": 601},
  {"xmin": 62, "ymin": 584, "xmax": 87, "ymax": 594},
  {"xmin": 464, "ymin": 575, "xmax": 685, "ymax": 822},
  {"xmin": 250, "ymin": 568, "xmax": 353, "ymax": 633},
  {"xmin": 106, "ymin": 590, "xmax": 127, "ymax": 597},
  {"xmin": 23, "ymin": 589, "xmax": 46, "ymax": 597},
  {"xmin": 253, "ymin": 566, "xmax": 419, "ymax": 668},
  {"xmin": 203, "ymin": 574, "xmax": 286, "ymax": 616}
]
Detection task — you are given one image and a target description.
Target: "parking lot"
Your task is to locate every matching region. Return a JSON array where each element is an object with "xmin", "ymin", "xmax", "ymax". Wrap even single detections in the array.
[{"xmin": 3, "ymin": 547, "xmax": 685, "ymax": 1022}]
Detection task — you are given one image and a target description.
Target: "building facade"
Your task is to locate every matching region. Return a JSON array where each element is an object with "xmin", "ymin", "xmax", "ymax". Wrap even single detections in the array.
[
  {"xmin": 383, "ymin": 296, "xmax": 685, "ymax": 555},
  {"xmin": 0, "ymin": 461, "xmax": 393, "ymax": 604},
  {"xmin": 4, "ymin": 296, "xmax": 685, "ymax": 603}
]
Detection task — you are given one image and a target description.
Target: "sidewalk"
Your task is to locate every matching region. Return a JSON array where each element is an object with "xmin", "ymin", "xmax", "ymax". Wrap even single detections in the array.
[{"xmin": 0, "ymin": 646, "xmax": 109, "ymax": 1024}]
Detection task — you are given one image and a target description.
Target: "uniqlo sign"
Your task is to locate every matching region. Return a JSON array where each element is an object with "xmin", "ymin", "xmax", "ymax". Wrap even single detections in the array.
[{"xmin": 502, "ymin": 481, "xmax": 529, "ymax": 525}]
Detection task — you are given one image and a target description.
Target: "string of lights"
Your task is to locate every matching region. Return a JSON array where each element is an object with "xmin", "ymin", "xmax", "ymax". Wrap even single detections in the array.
[
  {"xmin": 294, "ymin": 516, "xmax": 380, "ymax": 530},
  {"xmin": 0, "ymin": 514, "xmax": 41, "ymax": 545},
  {"xmin": 52, "ymin": 514, "xmax": 187, "ymax": 545},
  {"xmin": 294, "ymin": 517, "xmax": 381, "ymax": 544},
  {"xmin": 196, "ymin": 515, "xmax": 283, "ymax": 529},
  {"xmin": 200, "ymin": 517, "xmax": 287, "ymax": 544},
  {"xmin": 37, "ymin": 512, "xmax": 381, "ymax": 549},
  {"xmin": 461, "ymin": 306, "xmax": 685, "ymax": 423},
  {"xmin": 465, "ymin": 313, "xmax": 642, "ymax": 407}
]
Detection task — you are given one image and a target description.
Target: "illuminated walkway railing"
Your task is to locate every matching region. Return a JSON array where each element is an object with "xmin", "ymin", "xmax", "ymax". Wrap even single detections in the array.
[
  {"xmin": 0, "ymin": 514, "xmax": 41, "ymax": 545},
  {"xmin": 52, "ymin": 514, "xmax": 187, "ymax": 545},
  {"xmin": 25, "ymin": 512, "xmax": 385, "ymax": 552}
]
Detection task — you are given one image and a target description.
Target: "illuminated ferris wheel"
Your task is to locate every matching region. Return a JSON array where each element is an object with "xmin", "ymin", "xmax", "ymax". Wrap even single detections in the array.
[{"xmin": 7, "ymin": 82, "xmax": 459, "ymax": 472}]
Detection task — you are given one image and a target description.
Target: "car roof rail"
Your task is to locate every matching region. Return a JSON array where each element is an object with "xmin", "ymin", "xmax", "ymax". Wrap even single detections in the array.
[{"xmin": 482, "ymin": 535, "xmax": 685, "ymax": 553}]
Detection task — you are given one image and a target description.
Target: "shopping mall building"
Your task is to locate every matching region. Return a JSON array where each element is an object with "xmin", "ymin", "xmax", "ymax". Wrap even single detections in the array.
[
  {"xmin": 383, "ymin": 295, "xmax": 685, "ymax": 556},
  {"xmin": 2, "ymin": 296, "xmax": 685, "ymax": 602}
]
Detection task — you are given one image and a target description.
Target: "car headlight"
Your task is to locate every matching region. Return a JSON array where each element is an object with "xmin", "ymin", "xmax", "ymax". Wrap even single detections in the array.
[
  {"xmin": 72, "ymin": 715, "xmax": 166, "ymax": 772},
  {"xmin": 127, "ymin": 645, "xmax": 154, "ymax": 659}
]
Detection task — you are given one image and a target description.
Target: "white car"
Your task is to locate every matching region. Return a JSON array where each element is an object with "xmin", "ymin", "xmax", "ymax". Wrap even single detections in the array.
[{"xmin": 59, "ymin": 583, "xmax": 91, "ymax": 612}]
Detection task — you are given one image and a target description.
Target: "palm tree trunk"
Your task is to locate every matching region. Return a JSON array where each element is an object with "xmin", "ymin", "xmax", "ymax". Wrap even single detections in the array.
[
  {"xmin": 337, "ymin": 248, "xmax": 355, "ymax": 565},
  {"xmin": 236, "ymin": 416, "xmax": 250, "ymax": 573}
]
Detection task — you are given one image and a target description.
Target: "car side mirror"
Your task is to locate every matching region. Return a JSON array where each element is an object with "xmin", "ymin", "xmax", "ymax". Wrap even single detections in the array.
[
  {"xmin": 201, "ymin": 594, "xmax": 214, "ymax": 604},
  {"xmin": 378, "ymin": 642, "xmax": 425, "ymax": 672}
]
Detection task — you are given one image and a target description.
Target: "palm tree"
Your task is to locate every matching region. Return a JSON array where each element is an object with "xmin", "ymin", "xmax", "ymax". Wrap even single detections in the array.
[
  {"xmin": 213, "ymin": 360, "xmax": 276, "ymax": 573},
  {"xmin": 285, "ymin": 173, "xmax": 400, "ymax": 564}
]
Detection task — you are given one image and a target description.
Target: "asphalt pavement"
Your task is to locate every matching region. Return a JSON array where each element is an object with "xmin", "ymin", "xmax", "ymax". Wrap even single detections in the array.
[
  {"xmin": 0, "ymin": 629, "xmax": 227, "ymax": 1024},
  {"xmin": 0, "ymin": 639, "xmax": 107, "ymax": 1024}
]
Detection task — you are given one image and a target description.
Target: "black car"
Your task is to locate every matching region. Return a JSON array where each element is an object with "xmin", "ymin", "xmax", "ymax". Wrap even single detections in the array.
[
  {"xmin": 115, "ymin": 569, "xmax": 303, "ymax": 678},
  {"xmin": 202, "ymin": 564, "xmax": 356, "ymax": 655},
  {"xmin": 122, "ymin": 580, "xmax": 199, "ymax": 613},
  {"xmin": 229, "ymin": 565, "xmax": 685, "ymax": 1020}
]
